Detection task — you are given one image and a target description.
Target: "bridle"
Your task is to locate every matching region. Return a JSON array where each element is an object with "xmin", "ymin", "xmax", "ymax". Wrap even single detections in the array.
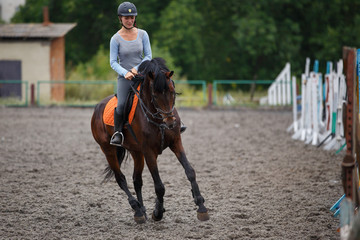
[
  {"xmin": 150, "ymin": 82, "xmax": 176, "ymax": 120},
  {"xmin": 130, "ymin": 73, "xmax": 176, "ymax": 151}
]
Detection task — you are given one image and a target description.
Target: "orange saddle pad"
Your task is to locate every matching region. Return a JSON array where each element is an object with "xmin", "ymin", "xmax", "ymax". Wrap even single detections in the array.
[{"xmin": 103, "ymin": 85, "xmax": 140, "ymax": 126}]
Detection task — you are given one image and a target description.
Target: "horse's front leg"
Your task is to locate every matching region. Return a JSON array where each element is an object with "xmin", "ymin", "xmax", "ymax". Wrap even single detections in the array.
[
  {"xmin": 170, "ymin": 143, "xmax": 210, "ymax": 221},
  {"xmin": 130, "ymin": 151, "xmax": 147, "ymax": 219},
  {"xmin": 144, "ymin": 151, "xmax": 166, "ymax": 221}
]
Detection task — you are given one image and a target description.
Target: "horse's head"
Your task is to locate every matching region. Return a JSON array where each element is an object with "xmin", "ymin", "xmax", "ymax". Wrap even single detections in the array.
[
  {"xmin": 138, "ymin": 57, "xmax": 178, "ymax": 129},
  {"xmin": 148, "ymin": 70, "xmax": 177, "ymax": 128}
]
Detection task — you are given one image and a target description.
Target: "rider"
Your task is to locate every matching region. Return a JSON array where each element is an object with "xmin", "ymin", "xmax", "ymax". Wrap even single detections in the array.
[
  {"xmin": 109, "ymin": 2, "xmax": 186, "ymax": 146},
  {"xmin": 109, "ymin": 1, "xmax": 152, "ymax": 146}
]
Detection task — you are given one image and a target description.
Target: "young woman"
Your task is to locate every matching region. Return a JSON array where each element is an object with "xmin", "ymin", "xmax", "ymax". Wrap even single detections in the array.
[{"xmin": 109, "ymin": 2, "xmax": 152, "ymax": 146}]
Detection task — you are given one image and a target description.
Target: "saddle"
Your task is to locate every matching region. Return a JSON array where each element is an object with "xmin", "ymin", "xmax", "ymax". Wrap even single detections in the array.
[{"xmin": 103, "ymin": 77, "xmax": 142, "ymax": 127}]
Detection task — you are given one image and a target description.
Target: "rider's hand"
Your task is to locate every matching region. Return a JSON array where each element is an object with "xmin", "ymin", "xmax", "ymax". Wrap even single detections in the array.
[
  {"xmin": 131, "ymin": 68, "xmax": 138, "ymax": 75},
  {"xmin": 124, "ymin": 71, "xmax": 135, "ymax": 80}
]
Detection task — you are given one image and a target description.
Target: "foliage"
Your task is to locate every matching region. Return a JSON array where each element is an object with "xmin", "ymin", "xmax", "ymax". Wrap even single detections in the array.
[
  {"xmin": 65, "ymin": 82, "xmax": 114, "ymax": 102},
  {"xmin": 155, "ymin": 0, "xmax": 204, "ymax": 79},
  {"xmin": 66, "ymin": 43, "xmax": 181, "ymax": 80},
  {"xmin": 232, "ymin": 0, "xmax": 303, "ymax": 80},
  {"xmin": 151, "ymin": 43, "xmax": 183, "ymax": 79},
  {"xmin": 67, "ymin": 46, "xmax": 116, "ymax": 81},
  {"xmin": 11, "ymin": 0, "xmax": 360, "ymax": 82}
]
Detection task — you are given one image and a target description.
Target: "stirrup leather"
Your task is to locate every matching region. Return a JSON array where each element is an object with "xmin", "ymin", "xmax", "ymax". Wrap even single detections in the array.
[{"xmin": 110, "ymin": 131, "xmax": 124, "ymax": 146}]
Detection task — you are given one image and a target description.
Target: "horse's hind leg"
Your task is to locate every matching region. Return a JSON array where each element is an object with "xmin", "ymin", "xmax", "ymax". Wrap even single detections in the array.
[
  {"xmin": 130, "ymin": 151, "xmax": 147, "ymax": 218},
  {"xmin": 170, "ymin": 144, "xmax": 209, "ymax": 221},
  {"xmin": 102, "ymin": 146, "xmax": 146, "ymax": 224}
]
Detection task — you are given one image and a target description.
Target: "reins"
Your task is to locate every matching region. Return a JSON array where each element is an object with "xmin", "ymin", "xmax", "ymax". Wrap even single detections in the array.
[{"xmin": 130, "ymin": 75, "xmax": 175, "ymax": 151}]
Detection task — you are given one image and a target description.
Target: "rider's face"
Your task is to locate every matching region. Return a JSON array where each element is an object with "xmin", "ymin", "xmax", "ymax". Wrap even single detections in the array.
[{"xmin": 120, "ymin": 16, "xmax": 135, "ymax": 28}]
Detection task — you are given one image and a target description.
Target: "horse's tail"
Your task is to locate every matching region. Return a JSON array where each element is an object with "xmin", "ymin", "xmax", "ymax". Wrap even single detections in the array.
[{"xmin": 103, "ymin": 166, "xmax": 114, "ymax": 182}]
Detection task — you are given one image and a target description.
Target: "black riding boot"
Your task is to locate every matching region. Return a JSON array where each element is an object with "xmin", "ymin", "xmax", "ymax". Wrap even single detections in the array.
[{"xmin": 110, "ymin": 108, "xmax": 124, "ymax": 146}]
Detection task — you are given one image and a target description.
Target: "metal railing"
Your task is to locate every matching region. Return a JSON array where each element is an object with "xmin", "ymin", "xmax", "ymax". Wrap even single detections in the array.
[
  {"xmin": 36, "ymin": 80, "xmax": 208, "ymax": 107},
  {"xmin": 0, "ymin": 79, "xmax": 290, "ymax": 107},
  {"xmin": 174, "ymin": 80, "xmax": 207, "ymax": 106}
]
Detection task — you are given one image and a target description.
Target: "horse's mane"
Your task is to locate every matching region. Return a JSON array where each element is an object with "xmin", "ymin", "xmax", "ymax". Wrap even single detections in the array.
[{"xmin": 138, "ymin": 57, "xmax": 170, "ymax": 92}]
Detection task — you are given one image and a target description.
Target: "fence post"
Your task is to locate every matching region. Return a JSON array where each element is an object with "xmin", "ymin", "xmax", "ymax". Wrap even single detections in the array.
[
  {"xmin": 207, "ymin": 83, "xmax": 212, "ymax": 107},
  {"xmin": 250, "ymin": 82, "xmax": 256, "ymax": 102},
  {"xmin": 30, "ymin": 84, "xmax": 35, "ymax": 106}
]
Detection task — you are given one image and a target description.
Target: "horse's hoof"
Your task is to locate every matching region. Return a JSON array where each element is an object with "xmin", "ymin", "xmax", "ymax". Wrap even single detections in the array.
[
  {"xmin": 197, "ymin": 211, "xmax": 210, "ymax": 221},
  {"xmin": 152, "ymin": 211, "xmax": 163, "ymax": 221},
  {"xmin": 134, "ymin": 215, "xmax": 146, "ymax": 224}
]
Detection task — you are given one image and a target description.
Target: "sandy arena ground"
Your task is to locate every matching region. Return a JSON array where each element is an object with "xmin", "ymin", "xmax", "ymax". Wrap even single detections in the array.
[{"xmin": 0, "ymin": 107, "xmax": 344, "ymax": 239}]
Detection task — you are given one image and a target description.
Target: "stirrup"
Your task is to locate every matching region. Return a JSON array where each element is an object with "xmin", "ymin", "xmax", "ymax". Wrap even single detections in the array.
[{"xmin": 110, "ymin": 131, "xmax": 124, "ymax": 146}]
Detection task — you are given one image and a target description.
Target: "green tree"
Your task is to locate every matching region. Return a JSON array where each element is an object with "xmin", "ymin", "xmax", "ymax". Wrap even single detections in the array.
[
  {"xmin": 233, "ymin": 2, "xmax": 278, "ymax": 79},
  {"xmin": 131, "ymin": 0, "xmax": 172, "ymax": 39},
  {"xmin": 195, "ymin": 0, "xmax": 240, "ymax": 81},
  {"xmin": 232, "ymin": 0, "xmax": 302, "ymax": 79},
  {"xmin": 155, "ymin": 0, "xmax": 204, "ymax": 79},
  {"xmin": 10, "ymin": 0, "xmax": 360, "ymax": 81}
]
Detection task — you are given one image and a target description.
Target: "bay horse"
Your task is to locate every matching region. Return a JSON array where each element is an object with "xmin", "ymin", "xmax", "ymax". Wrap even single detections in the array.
[{"xmin": 91, "ymin": 57, "xmax": 209, "ymax": 223}]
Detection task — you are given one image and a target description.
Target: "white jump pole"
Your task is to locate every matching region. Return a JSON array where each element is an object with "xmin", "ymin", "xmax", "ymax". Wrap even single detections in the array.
[
  {"xmin": 318, "ymin": 73, "xmax": 325, "ymax": 132},
  {"xmin": 292, "ymin": 74, "xmax": 306, "ymax": 139},
  {"xmin": 305, "ymin": 58, "xmax": 310, "ymax": 77},
  {"xmin": 299, "ymin": 74, "xmax": 306, "ymax": 139},
  {"xmin": 286, "ymin": 63, "xmax": 292, "ymax": 105},
  {"xmin": 288, "ymin": 76, "xmax": 298, "ymax": 133},
  {"xmin": 311, "ymin": 72, "xmax": 320, "ymax": 145},
  {"xmin": 267, "ymin": 63, "xmax": 292, "ymax": 106},
  {"xmin": 277, "ymin": 76, "xmax": 281, "ymax": 105},
  {"xmin": 282, "ymin": 69, "xmax": 286, "ymax": 105},
  {"xmin": 268, "ymin": 85, "xmax": 273, "ymax": 105},
  {"xmin": 305, "ymin": 73, "xmax": 314, "ymax": 144},
  {"xmin": 335, "ymin": 73, "xmax": 346, "ymax": 150}
]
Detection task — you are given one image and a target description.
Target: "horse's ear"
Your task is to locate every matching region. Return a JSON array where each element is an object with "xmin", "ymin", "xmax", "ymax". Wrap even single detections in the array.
[{"xmin": 166, "ymin": 71, "xmax": 174, "ymax": 78}]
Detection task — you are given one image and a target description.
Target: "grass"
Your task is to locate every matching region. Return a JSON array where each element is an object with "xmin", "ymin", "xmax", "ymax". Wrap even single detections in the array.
[
  {"xmin": 175, "ymin": 83, "xmax": 207, "ymax": 107},
  {"xmin": 214, "ymin": 89, "xmax": 269, "ymax": 107},
  {"xmin": 0, "ymin": 97, "xmax": 27, "ymax": 106}
]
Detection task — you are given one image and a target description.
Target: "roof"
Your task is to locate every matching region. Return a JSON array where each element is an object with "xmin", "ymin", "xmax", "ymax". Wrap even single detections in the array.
[{"xmin": 0, "ymin": 23, "xmax": 77, "ymax": 39}]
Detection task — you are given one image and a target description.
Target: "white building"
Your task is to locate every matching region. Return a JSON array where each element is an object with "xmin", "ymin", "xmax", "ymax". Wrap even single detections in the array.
[
  {"xmin": 0, "ymin": 7, "xmax": 76, "ymax": 103},
  {"xmin": 0, "ymin": 0, "xmax": 25, "ymax": 23}
]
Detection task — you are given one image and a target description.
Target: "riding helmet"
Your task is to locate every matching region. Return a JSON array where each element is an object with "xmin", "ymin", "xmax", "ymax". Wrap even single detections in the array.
[{"xmin": 118, "ymin": 2, "xmax": 137, "ymax": 16}]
